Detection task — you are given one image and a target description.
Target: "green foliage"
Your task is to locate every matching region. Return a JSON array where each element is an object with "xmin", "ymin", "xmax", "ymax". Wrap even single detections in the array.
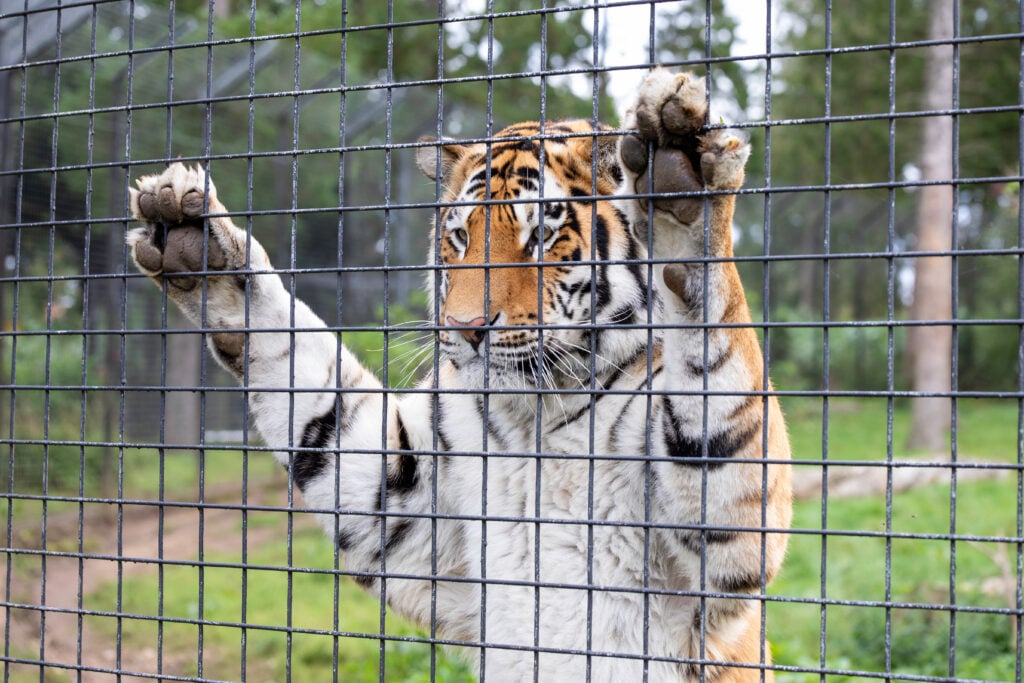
[
  {"xmin": 772, "ymin": 397, "xmax": 1020, "ymax": 682},
  {"xmin": 773, "ymin": 475, "xmax": 1020, "ymax": 682},
  {"xmin": 762, "ymin": 0, "xmax": 1022, "ymax": 395},
  {"xmin": 844, "ymin": 598, "xmax": 1018, "ymax": 680},
  {"xmin": 0, "ymin": 246, "xmax": 105, "ymax": 494},
  {"xmin": 654, "ymin": 0, "xmax": 749, "ymax": 111},
  {"xmin": 342, "ymin": 290, "xmax": 432, "ymax": 388},
  {"xmin": 212, "ymin": 1, "xmax": 615, "ymax": 128}
]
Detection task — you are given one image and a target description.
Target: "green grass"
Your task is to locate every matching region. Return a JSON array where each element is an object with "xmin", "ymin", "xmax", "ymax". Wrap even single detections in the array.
[
  {"xmin": 771, "ymin": 397, "xmax": 1021, "ymax": 681},
  {"xmin": 0, "ymin": 448, "xmax": 280, "ymax": 551},
  {"xmin": 118, "ymin": 447, "xmax": 283, "ymax": 502},
  {"xmin": 84, "ymin": 525, "xmax": 475, "ymax": 683},
  {"xmin": 783, "ymin": 396, "xmax": 1020, "ymax": 463},
  {"xmin": 9, "ymin": 397, "xmax": 1019, "ymax": 681}
]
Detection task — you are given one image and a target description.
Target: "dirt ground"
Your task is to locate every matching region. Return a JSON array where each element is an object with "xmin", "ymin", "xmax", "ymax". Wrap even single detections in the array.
[
  {"xmin": 3, "ymin": 459, "xmax": 1009, "ymax": 682},
  {"xmin": 0, "ymin": 476, "xmax": 311, "ymax": 682}
]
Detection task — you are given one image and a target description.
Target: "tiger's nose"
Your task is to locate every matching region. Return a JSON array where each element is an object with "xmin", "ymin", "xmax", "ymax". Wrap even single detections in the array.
[{"xmin": 446, "ymin": 315, "xmax": 488, "ymax": 351}]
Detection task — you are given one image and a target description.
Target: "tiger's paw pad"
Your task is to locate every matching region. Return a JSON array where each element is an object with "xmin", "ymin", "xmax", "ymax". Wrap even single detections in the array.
[
  {"xmin": 633, "ymin": 69, "xmax": 707, "ymax": 148},
  {"xmin": 131, "ymin": 162, "xmax": 212, "ymax": 225},
  {"xmin": 698, "ymin": 130, "xmax": 750, "ymax": 191},
  {"xmin": 127, "ymin": 163, "xmax": 243, "ymax": 291}
]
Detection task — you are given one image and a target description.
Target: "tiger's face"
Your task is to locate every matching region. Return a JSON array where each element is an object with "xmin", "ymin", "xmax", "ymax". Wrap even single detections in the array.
[{"xmin": 416, "ymin": 121, "xmax": 648, "ymax": 390}]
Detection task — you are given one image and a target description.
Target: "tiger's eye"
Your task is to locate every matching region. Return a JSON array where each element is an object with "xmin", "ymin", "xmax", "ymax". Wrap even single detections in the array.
[
  {"xmin": 533, "ymin": 225, "xmax": 554, "ymax": 242},
  {"xmin": 453, "ymin": 227, "xmax": 469, "ymax": 244}
]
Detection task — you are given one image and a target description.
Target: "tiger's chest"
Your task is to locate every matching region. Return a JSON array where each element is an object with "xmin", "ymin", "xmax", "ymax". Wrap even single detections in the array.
[
  {"xmin": 437, "ymin": 384, "xmax": 657, "ymax": 522},
  {"xmin": 428, "ymin": 368, "xmax": 693, "ymax": 662}
]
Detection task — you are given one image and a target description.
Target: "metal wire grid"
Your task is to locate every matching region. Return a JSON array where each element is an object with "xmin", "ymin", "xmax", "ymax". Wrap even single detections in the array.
[{"xmin": 0, "ymin": 1, "xmax": 1021, "ymax": 682}]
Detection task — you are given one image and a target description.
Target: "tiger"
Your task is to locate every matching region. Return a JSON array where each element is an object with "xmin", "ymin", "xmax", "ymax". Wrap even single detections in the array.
[{"xmin": 127, "ymin": 68, "xmax": 792, "ymax": 682}]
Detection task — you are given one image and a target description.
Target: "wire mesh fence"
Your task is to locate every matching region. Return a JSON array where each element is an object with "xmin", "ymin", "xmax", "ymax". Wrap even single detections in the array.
[{"xmin": 1, "ymin": 0, "xmax": 1022, "ymax": 681}]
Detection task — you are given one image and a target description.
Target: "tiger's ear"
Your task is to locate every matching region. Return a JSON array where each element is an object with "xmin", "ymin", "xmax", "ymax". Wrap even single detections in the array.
[
  {"xmin": 416, "ymin": 136, "xmax": 468, "ymax": 182},
  {"xmin": 566, "ymin": 126, "xmax": 622, "ymax": 187}
]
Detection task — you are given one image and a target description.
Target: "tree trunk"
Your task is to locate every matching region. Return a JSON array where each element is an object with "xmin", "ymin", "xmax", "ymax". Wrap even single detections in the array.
[
  {"xmin": 907, "ymin": 2, "xmax": 954, "ymax": 452},
  {"xmin": 164, "ymin": 309, "xmax": 202, "ymax": 446}
]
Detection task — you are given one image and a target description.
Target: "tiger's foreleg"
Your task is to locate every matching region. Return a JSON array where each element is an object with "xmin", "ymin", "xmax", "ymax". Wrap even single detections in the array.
[
  {"xmin": 619, "ymin": 69, "xmax": 792, "ymax": 680},
  {"xmin": 126, "ymin": 163, "xmax": 474, "ymax": 635}
]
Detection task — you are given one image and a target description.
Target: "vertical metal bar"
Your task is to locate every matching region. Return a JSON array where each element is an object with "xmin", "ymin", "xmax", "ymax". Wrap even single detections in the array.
[
  {"xmin": 749, "ymin": 4, "xmax": 772, "ymax": 679},
  {"xmin": 195, "ymin": 1, "xmax": 220, "ymax": 677},
  {"xmin": 332, "ymin": 4, "xmax": 350, "ymax": 682},
  {"xmin": 754, "ymin": 2, "xmax": 779, "ymax": 675},
  {"xmin": 585, "ymin": 7, "xmax": 602, "ymax": 679},
  {"xmin": 642, "ymin": 4, "xmax": 657, "ymax": 678},
  {"xmin": 759, "ymin": 5, "xmax": 779, "ymax": 678},
  {"xmin": 883, "ymin": 1, "xmax": 898, "ymax": 678},
  {"xmin": 239, "ymin": 0, "xmax": 259, "ymax": 678},
  {"xmin": 3, "ymin": 3, "xmax": 30, "ymax": 679},
  {"xmin": 286, "ymin": 2, "xmax": 303, "ymax": 679},
  {"xmin": 378, "ymin": 3, "xmax": 396, "ymax": 679},
  {"xmin": 817, "ymin": 3, "xmax": 832, "ymax": 682},
  {"xmin": 699, "ymin": 4, "xmax": 712, "ymax": 679},
  {"xmin": 533, "ymin": 5, "xmax": 549, "ymax": 680},
  {"xmin": 428, "ymin": 4, "xmax": 445, "ymax": 680},
  {"xmin": 116, "ymin": 3, "xmax": 138, "ymax": 679},
  {"xmin": 947, "ymin": 2, "xmax": 962, "ymax": 676},
  {"xmin": 76, "ymin": 6, "xmax": 100, "ymax": 681},
  {"xmin": 479, "ymin": 4, "xmax": 496, "ymax": 679},
  {"xmin": 1016, "ymin": 3, "xmax": 1024, "ymax": 679},
  {"xmin": 38, "ymin": 1, "xmax": 65, "ymax": 676},
  {"xmin": 155, "ymin": 4, "xmax": 178, "ymax": 678}
]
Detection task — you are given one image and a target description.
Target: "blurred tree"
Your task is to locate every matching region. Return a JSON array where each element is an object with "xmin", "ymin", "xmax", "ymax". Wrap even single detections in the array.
[
  {"xmin": 907, "ymin": 2, "xmax": 954, "ymax": 451},
  {"xmin": 652, "ymin": 0, "xmax": 748, "ymax": 112},
  {"xmin": 767, "ymin": 0, "xmax": 1019, "ymax": 409},
  {"xmin": 205, "ymin": 1, "xmax": 618, "ymax": 324},
  {"xmin": 1, "ymin": 0, "xmax": 621, "ymax": 485}
]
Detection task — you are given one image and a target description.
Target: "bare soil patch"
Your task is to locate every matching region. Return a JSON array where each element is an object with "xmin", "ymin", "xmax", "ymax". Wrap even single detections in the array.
[{"xmin": 1, "ymin": 476, "xmax": 313, "ymax": 682}]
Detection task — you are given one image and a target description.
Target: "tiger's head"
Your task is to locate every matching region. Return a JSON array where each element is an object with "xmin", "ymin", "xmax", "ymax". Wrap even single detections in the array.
[{"xmin": 416, "ymin": 120, "xmax": 649, "ymax": 390}]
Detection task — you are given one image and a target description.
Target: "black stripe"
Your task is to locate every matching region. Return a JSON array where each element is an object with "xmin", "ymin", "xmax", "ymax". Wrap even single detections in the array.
[
  {"xmin": 677, "ymin": 529, "xmax": 739, "ymax": 555},
  {"xmin": 607, "ymin": 369, "xmax": 657, "ymax": 451},
  {"xmin": 662, "ymin": 400, "xmax": 760, "ymax": 469},
  {"xmin": 385, "ymin": 414, "xmax": 419, "ymax": 493},
  {"xmin": 621, "ymin": 221, "xmax": 646, "ymax": 291},
  {"xmin": 294, "ymin": 399, "xmax": 342, "ymax": 490},
  {"xmin": 352, "ymin": 573, "xmax": 375, "ymax": 589},
  {"xmin": 435, "ymin": 396, "xmax": 453, "ymax": 452},
  {"xmin": 607, "ymin": 161, "xmax": 623, "ymax": 186},
  {"xmin": 336, "ymin": 528, "xmax": 356, "ymax": 552},
  {"xmin": 686, "ymin": 345, "xmax": 733, "ymax": 376},
  {"xmin": 370, "ymin": 516, "xmax": 416, "ymax": 565},
  {"xmin": 383, "ymin": 518, "xmax": 414, "ymax": 553},
  {"xmin": 716, "ymin": 571, "xmax": 764, "ymax": 595},
  {"xmin": 602, "ymin": 304, "xmax": 635, "ymax": 326},
  {"xmin": 291, "ymin": 453, "xmax": 329, "ymax": 492},
  {"xmin": 556, "ymin": 345, "xmax": 642, "ymax": 432},
  {"xmin": 300, "ymin": 406, "xmax": 338, "ymax": 450},
  {"xmin": 386, "ymin": 454, "xmax": 419, "ymax": 493},
  {"xmin": 397, "ymin": 414, "xmax": 412, "ymax": 452},
  {"xmin": 557, "ymin": 401, "xmax": 591, "ymax": 429},
  {"xmin": 515, "ymin": 165, "xmax": 540, "ymax": 182},
  {"xmin": 592, "ymin": 272, "xmax": 612, "ymax": 312},
  {"xmin": 594, "ymin": 213, "xmax": 609, "ymax": 261}
]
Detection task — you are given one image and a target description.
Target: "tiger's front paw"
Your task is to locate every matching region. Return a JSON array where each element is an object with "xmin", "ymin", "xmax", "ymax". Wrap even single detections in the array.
[
  {"xmin": 127, "ymin": 162, "xmax": 265, "ymax": 291},
  {"xmin": 620, "ymin": 69, "xmax": 749, "ymax": 226}
]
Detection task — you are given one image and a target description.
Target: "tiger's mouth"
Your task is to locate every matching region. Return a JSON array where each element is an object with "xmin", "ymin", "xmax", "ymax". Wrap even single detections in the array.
[{"xmin": 447, "ymin": 333, "xmax": 591, "ymax": 392}]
